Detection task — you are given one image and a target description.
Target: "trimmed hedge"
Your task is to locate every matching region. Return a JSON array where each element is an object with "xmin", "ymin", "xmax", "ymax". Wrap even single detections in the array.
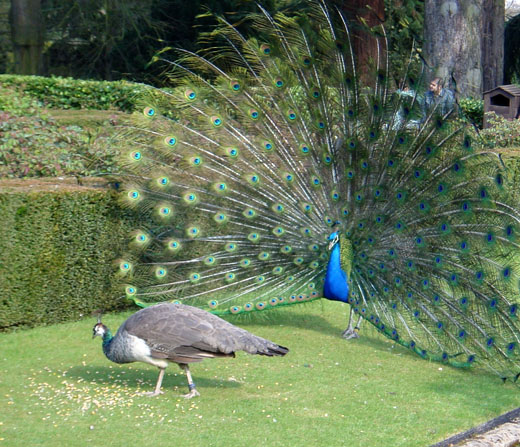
[
  {"xmin": 0, "ymin": 74, "xmax": 149, "ymax": 112},
  {"xmin": 0, "ymin": 186, "xmax": 134, "ymax": 330}
]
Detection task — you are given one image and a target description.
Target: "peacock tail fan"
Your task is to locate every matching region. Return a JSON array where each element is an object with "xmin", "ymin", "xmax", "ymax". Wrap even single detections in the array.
[{"xmin": 116, "ymin": 0, "xmax": 520, "ymax": 380}]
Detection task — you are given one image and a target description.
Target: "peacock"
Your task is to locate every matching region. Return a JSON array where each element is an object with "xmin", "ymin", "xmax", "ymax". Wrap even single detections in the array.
[
  {"xmin": 92, "ymin": 303, "xmax": 288, "ymax": 398},
  {"xmin": 115, "ymin": 0, "xmax": 520, "ymax": 382}
]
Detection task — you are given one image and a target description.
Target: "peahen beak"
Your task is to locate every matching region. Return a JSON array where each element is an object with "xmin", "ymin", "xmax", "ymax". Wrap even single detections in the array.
[{"xmin": 92, "ymin": 324, "xmax": 101, "ymax": 339}]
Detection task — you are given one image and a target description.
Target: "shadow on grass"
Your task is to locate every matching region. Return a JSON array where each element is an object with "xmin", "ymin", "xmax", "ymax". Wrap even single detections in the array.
[
  {"xmin": 223, "ymin": 307, "xmax": 344, "ymax": 337},
  {"xmin": 65, "ymin": 365, "xmax": 241, "ymax": 391},
  {"xmin": 224, "ymin": 306, "xmax": 442, "ymax": 365},
  {"xmin": 422, "ymin": 366, "xmax": 512, "ymax": 394}
]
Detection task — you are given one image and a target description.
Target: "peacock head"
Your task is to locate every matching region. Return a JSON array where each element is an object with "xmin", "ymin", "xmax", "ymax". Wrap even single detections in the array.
[
  {"xmin": 328, "ymin": 231, "xmax": 340, "ymax": 250},
  {"xmin": 92, "ymin": 322, "xmax": 108, "ymax": 339}
]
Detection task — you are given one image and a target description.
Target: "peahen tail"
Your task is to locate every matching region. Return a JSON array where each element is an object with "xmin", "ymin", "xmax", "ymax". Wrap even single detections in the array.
[{"xmin": 116, "ymin": 0, "xmax": 520, "ymax": 381}]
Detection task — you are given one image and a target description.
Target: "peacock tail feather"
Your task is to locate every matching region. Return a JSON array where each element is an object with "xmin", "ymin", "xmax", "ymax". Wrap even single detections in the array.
[{"xmin": 116, "ymin": 0, "xmax": 520, "ymax": 380}]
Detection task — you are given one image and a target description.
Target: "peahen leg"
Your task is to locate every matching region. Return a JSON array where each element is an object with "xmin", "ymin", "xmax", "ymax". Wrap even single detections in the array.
[
  {"xmin": 142, "ymin": 367, "xmax": 165, "ymax": 397},
  {"xmin": 180, "ymin": 364, "xmax": 200, "ymax": 399},
  {"xmin": 342, "ymin": 308, "xmax": 361, "ymax": 340}
]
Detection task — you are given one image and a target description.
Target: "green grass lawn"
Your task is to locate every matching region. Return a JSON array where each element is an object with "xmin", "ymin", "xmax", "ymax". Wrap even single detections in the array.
[{"xmin": 1, "ymin": 300, "xmax": 518, "ymax": 447}]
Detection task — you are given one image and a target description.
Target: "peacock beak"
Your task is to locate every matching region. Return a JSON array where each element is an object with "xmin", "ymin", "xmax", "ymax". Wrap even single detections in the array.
[{"xmin": 328, "ymin": 235, "xmax": 339, "ymax": 250}]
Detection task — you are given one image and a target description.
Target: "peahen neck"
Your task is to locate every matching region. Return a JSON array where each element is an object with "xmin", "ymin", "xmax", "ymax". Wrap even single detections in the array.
[
  {"xmin": 101, "ymin": 329, "xmax": 115, "ymax": 359},
  {"xmin": 323, "ymin": 241, "xmax": 350, "ymax": 303}
]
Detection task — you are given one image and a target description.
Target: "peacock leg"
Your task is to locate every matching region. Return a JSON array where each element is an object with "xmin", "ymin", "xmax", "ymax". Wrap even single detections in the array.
[
  {"xmin": 142, "ymin": 367, "xmax": 165, "ymax": 397},
  {"xmin": 354, "ymin": 315, "xmax": 363, "ymax": 336},
  {"xmin": 341, "ymin": 308, "xmax": 361, "ymax": 339},
  {"xmin": 180, "ymin": 364, "xmax": 200, "ymax": 399}
]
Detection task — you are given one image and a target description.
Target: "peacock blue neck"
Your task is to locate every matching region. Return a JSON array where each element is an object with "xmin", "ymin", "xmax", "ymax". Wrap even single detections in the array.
[{"xmin": 323, "ymin": 241, "xmax": 349, "ymax": 303}]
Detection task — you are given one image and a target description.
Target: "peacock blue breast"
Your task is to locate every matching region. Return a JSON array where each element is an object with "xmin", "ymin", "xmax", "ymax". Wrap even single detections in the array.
[{"xmin": 323, "ymin": 234, "xmax": 349, "ymax": 303}]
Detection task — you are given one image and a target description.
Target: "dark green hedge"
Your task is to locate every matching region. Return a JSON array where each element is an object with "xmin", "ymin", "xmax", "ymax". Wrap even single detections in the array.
[
  {"xmin": 0, "ymin": 74, "xmax": 149, "ymax": 112},
  {"xmin": 0, "ymin": 188, "xmax": 134, "ymax": 330}
]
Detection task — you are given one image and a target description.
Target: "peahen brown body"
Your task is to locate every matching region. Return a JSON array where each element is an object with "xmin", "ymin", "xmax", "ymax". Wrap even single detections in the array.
[
  {"xmin": 115, "ymin": 0, "xmax": 520, "ymax": 383},
  {"xmin": 93, "ymin": 303, "xmax": 288, "ymax": 398}
]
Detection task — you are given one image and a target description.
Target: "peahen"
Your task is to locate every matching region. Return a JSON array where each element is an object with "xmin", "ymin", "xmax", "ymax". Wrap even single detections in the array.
[
  {"xmin": 116, "ymin": 0, "xmax": 520, "ymax": 382},
  {"xmin": 92, "ymin": 303, "xmax": 288, "ymax": 398}
]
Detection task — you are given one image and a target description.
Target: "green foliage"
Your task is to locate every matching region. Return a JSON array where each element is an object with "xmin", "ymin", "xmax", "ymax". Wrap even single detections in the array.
[
  {"xmin": 0, "ymin": 189, "xmax": 135, "ymax": 330},
  {"xmin": 459, "ymin": 97, "xmax": 484, "ymax": 128},
  {"xmin": 0, "ymin": 81, "xmax": 124, "ymax": 178},
  {"xmin": 0, "ymin": 86, "xmax": 42, "ymax": 116},
  {"xmin": 0, "ymin": 110, "xmax": 120, "ymax": 178},
  {"xmin": 41, "ymin": 0, "xmax": 184, "ymax": 82},
  {"xmin": 478, "ymin": 113, "xmax": 520, "ymax": 148},
  {"xmin": 38, "ymin": 0, "xmax": 281, "ymax": 83},
  {"xmin": 384, "ymin": 0, "xmax": 424, "ymax": 82},
  {"xmin": 1, "ymin": 301, "xmax": 519, "ymax": 446},
  {"xmin": 0, "ymin": 74, "xmax": 147, "ymax": 111}
]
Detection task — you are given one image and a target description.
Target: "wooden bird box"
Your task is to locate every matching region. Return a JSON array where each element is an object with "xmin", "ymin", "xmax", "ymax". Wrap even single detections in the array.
[{"xmin": 483, "ymin": 84, "xmax": 520, "ymax": 128}]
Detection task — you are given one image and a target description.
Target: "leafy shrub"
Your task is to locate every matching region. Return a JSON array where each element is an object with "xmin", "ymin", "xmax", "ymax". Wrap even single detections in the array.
[
  {"xmin": 478, "ymin": 112, "xmax": 520, "ymax": 148},
  {"xmin": 0, "ymin": 85, "xmax": 43, "ymax": 116},
  {"xmin": 0, "ymin": 74, "xmax": 149, "ymax": 112},
  {"xmin": 0, "ymin": 111, "xmax": 120, "ymax": 178},
  {"xmin": 459, "ymin": 97, "xmax": 484, "ymax": 128}
]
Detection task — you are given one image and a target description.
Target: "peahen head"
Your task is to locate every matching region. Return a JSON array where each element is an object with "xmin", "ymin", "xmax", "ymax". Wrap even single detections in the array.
[
  {"xmin": 92, "ymin": 312, "xmax": 111, "ymax": 341},
  {"xmin": 92, "ymin": 322, "xmax": 108, "ymax": 339}
]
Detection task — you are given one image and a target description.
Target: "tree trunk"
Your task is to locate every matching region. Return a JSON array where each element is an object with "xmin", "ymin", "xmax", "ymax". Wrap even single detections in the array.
[
  {"xmin": 481, "ymin": 0, "xmax": 504, "ymax": 91},
  {"xmin": 9, "ymin": 0, "xmax": 44, "ymax": 75},
  {"xmin": 424, "ymin": 0, "xmax": 504, "ymax": 98},
  {"xmin": 339, "ymin": 0, "xmax": 386, "ymax": 85}
]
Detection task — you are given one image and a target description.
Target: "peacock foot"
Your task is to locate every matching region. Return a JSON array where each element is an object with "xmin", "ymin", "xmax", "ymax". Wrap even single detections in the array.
[
  {"xmin": 182, "ymin": 389, "xmax": 200, "ymax": 399},
  {"xmin": 141, "ymin": 390, "xmax": 164, "ymax": 397},
  {"xmin": 341, "ymin": 328, "xmax": 360, "ymax": 340}
]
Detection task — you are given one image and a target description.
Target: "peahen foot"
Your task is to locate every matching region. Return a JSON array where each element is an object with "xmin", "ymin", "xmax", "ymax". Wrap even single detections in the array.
[
  {"xmin": 181, "ymin": 365, "xmax": 200, "ymax": 399},
  {"xmin": 182, "ymin": 389, "xmax": 200, "ymax": 399},
  {"xmin": 140, "ymin": 367, "xmax": 165, "ymax": 397},
  {"xmin": 141, "ymin": 390, "xmax": 164, "ymax": 397},
  {"xmin": 341, "ymin": 327, "xmax": 360, "ymax": 340}
]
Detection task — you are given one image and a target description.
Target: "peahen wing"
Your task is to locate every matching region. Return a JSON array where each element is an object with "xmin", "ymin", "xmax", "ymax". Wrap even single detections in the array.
[{"xmin": 122, "ymin": 303, "xmax": 288, "ymax": 361}]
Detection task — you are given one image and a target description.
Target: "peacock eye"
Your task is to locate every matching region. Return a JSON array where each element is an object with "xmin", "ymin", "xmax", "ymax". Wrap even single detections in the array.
[{"xmin": 184, "ymin": 89, "xmax": 197, "ymax": 100}]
